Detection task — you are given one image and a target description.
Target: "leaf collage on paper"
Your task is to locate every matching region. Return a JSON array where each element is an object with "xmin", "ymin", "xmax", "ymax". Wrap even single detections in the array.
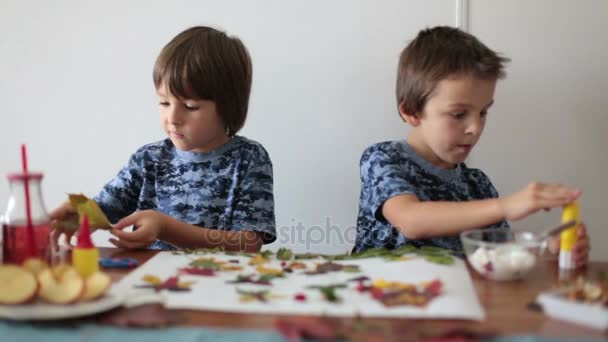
[{"xmin": 141, "ymin": 247, "xmax": 448, "ymax": 307}]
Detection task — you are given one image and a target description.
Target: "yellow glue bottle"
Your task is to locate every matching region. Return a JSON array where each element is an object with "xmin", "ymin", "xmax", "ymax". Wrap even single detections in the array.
[
  {"xmin": 559, "ymin": 201, "xmax": 580, "ymax": 269},
  {"xmin": 72, "ymin": 213, "xmax": 99, "ymax": 277}
]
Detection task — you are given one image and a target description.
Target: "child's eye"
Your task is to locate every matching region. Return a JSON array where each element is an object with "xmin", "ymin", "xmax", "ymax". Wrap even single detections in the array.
[
  {"xmin": 184, "ymin": 104, "xmax": 199, "ymax": 111},
  {"xmin": 451, "ymin": 112, "xmax": 466, "ymax": 119},
  {"xmin": 159, "ymin": 101, "xmax": 170, "ymax": 107},
  {"xmin": 480, "ymin": 111, "xmax": 489, "ymax": 118}
]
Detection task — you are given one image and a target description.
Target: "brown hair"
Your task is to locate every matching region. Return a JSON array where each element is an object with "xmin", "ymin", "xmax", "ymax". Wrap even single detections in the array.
[
  {"xmin": 396, "ymin": 26, "xmax": 509, "ymax": 118},
  {"xmin": 153, "ymin": 26, "xmax": 252, "ymax": 136}
]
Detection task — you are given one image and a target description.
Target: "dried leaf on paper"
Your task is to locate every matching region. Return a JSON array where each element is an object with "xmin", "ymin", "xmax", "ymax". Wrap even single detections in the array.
[
  {"xmin": 236, "ymin": 289, "xmax": 283, "ymax": 303},
  {"xmin": 366, "ymin": 278, "xmax": 443, "ymax": 307},
  {"xmin": 136, "ymin": 275, "xmax": 194, "ymax": 292},
  {"xmin": 305, "ymin": 262, "xmax": 360, "ymax": 275},
  {"xmin": 307, "ymin": 284, "xmax": 347, "ymax": 303}
]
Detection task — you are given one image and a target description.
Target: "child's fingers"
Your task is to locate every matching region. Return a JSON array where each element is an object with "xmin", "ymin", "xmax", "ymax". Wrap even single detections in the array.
[
  {"xmin": 111, "ymin": 226, "xmax": 151, "ymax": 242},
  {"xmin": 547, "ymin": 235, "xmax": 560, "ymax": 254},
  {"xmin": 109, "ymin": 238, "xmax": 128, "ymax": 249},
  {"xmin": 538, "ymin": 184, "xmax": 581, "ymax": 202},
  {"xmin": 49, "ymin": 202, "xmax": 76, "ymax": 220},
  {"xmin": 114, "ymin": 212, "xmax": 140, "ymax": 230},
  {"xmin": 534, "ymin": 198, "xmax": 572, "ymax": 211},
  {"xmin": 573, "ymin": 237, "xmax": 590, "ymax": 255},
  {"xmin": 574, "ymin": 248, "xmax": 588, "ymax": 267},
  {"xmin": 577, "ymin": 223, "xmax": 588, "ymax": 237},
  {"xmin": 50, "ymin": 228, "xmax": 62, "ymax": 251},
  {"xmin": 539, "ymin": 188, "xmax": 578, "ymax": 203},
  {"xmin": 109, "ymin": 238, "xmax": 141, "ymax": 249},
  {"xmin": 110, "ymin": 228, "xmax": 140, "ymax": 242},
  {"xmin": 64, "ymin": 231, "xmax": 75, "ymax": 248}
]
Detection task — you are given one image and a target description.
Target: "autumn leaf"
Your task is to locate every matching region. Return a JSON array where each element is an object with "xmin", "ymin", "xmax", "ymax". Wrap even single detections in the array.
[{"xmin": 68, "ymin": 193, "xmax": 112, "ymax": 230}]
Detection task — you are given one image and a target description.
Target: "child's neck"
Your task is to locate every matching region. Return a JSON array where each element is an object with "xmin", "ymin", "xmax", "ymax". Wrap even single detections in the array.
[
  {"xmin": 406, "ymin": 133, "xmax": 457, "ymax": 170},
  {"xmin": 190, "ymin": 134, "xmax": 231, "ymax": 153}
]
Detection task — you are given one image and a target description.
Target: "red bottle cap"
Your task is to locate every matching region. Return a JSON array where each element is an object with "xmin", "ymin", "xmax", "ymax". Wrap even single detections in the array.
[{"xmin": 77, "ymin": 214, "xmax": 95, "ymax": 248}]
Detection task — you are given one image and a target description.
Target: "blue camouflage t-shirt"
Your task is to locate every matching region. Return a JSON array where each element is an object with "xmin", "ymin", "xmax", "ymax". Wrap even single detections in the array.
[
  {"xmin": 94, "ymin": 136, "xmax": 276, "ymax": 249},
  {"xmin": 353, "ymin": 140, "xmax": 508, "ymax": 253}
]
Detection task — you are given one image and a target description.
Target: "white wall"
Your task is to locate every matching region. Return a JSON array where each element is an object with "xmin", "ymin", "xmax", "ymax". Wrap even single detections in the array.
[
  {"xmin": 468, "ymin": 0, "xmax": 608, "ymax": 261},
  {"xmin": 1, "ymin": 1, "xmax": 606, "ymax": 259}
]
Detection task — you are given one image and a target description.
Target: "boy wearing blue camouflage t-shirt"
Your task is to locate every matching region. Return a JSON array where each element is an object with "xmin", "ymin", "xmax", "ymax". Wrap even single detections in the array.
[
  {"xmin": 51, "ymin": 26, "xmax": 275, "ymax": 252},
  {"xmin": 354, "ymin": 27, "xmax": 589, "ymax": 267}
]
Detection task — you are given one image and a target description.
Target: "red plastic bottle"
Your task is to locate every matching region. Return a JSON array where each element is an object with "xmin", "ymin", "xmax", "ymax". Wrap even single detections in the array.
[{"xmin": 1, "ymin": 172, "xmax": 51, "ymax": 264}]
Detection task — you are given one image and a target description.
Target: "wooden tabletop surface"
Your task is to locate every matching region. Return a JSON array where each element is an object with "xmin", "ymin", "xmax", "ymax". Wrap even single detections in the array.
[{"xmin": 97, "ymin": 248, "xmax": 607, "ymax": 339}]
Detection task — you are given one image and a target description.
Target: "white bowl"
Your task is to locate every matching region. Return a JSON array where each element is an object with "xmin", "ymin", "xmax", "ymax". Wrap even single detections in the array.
[{"xmin": 460, "ymin": 228, "xmax": 544, "ymax": 281}]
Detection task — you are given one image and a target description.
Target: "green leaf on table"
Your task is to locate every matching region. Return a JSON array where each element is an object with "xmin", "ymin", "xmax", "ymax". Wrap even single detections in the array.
[
  {"xmin": 276, "ymin": 248, "xmax": 293, "ymax": 260},
  {"xmin": 308, "ymin": 284, "xmax": 347, "ymax": 303},
  {"xmin": 424, "ymin": 254, "xmax": 454, "ymax": 265}
]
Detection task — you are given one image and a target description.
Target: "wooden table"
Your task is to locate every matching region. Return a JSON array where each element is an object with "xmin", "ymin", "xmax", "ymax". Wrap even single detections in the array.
[{"xmin": 99, "ymin": 248, "xmax": 607, "ymax": 339}]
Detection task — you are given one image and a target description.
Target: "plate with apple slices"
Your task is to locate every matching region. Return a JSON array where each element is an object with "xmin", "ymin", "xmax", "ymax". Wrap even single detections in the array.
[{"xmin": 0, "ymin": 260, "xmax": 124, "ymax": 320}]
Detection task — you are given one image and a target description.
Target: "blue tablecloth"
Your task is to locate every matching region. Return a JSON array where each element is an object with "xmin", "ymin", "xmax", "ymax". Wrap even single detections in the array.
[{"xmin": 1, "ymin": 322, "xmax": 605, "ymax": 342}]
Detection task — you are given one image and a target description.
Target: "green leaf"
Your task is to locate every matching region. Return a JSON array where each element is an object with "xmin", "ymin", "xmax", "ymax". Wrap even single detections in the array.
[
  {"xmin": 276, "ymin": 248, "xmax": 293, "ymax": 261},
  {"xmin": 189, "ymin": 259, "xmax": 222, "ymax": 270},
  {"xmin": 259, "ymin": 250, "xmax": 274, "ymax": 258},
  {"xmin": 424, "ymin": 255, "xmax": 454, "ymax": 265},
  {"xmin": 295, "ymin": 253, "xmax": 324, "ymax": 260},
  {"xmin": 391, "ymin": 244, "xmax": 417, "ymax": 255},
  {"xmin": 342, "ymin": 265, "xmax": 361, "ymax": 273},
  {"xmin": 308, "ymin": 284, "xmax": 347, "ymax": 303}
]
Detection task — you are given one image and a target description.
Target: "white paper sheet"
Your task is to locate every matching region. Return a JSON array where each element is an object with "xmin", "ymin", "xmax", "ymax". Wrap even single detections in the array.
[{"xmin": 115, "ymin": 251, "xmax": 484, "ymax": 320}]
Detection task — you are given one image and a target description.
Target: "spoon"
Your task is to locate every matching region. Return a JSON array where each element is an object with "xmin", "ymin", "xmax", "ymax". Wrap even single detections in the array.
[
  {"xmin": 516, "ymin": 220, "xmax": 577, "ymax": 245},
  {"xmin": 538, "ymin": 219, "xmax": 577, "ymax": 241}
]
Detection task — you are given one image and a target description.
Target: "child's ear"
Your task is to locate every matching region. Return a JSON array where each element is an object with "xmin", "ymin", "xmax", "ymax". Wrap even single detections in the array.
[{"xmin": 399, "ymin": 102, "xmax": 421, "ymax": 127}]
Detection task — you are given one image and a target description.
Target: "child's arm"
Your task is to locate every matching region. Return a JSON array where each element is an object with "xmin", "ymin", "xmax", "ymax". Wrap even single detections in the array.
[
  {"xmin": 383, "ymin": 182, "xmax": 581, "ymax": 239},
  {"xmin": 94, "ymin": 151, "xmax": 146, "ymax": 223},
  {"xmin": 110, "ymin": 210, "xmax": 263, "ymax": 252}
]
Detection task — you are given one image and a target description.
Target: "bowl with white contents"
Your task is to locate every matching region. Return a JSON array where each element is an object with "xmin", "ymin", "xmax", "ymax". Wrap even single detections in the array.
[{"xmin": 460, "ymin": 228, "xmax": 544, "ymax": 281}]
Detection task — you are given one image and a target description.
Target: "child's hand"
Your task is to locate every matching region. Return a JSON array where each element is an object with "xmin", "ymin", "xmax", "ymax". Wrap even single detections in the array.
[
  {"xmin": 49, "ymin": 201, "xmax": 79, "ymax": 248},
  {"xmin": 109, "ymin": 210, "xmax": 168, "ymax": 249},
  {"xmin": 547, "ymin": 222, "xmax": 590, "ymax": 268},
  {"xmin": 499, "ymin": 183, "xmax": 581, "ymax": 221}
]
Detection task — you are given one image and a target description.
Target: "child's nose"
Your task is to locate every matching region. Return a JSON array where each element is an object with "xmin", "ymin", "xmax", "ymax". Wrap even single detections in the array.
[
  {"xmin": 168, "ymin": 107, "xmax": 184, "ymax": 125},
  {"xmin": 466, "ymin": 119, "xmax": 484, "ymax": 136}
]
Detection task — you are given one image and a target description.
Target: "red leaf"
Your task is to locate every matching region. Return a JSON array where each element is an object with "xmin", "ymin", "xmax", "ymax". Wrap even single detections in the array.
[
  {"xmin": 426, "ymin": 279, "xmax": 442, "ymax": 296},
  {"xmin": 371, "ymin": 288, "xmax": 384, "ymax": 299},
  {"xmin": 157, "ymin": 276, "xmax": 179, "ymax": 291},
  {"xmin": 356, "ymin": 283, "xmax": 371, "ymax": 293},
  {"xmin": 179, "ymin": 267, "xmax": 216, "ymax": 276}
]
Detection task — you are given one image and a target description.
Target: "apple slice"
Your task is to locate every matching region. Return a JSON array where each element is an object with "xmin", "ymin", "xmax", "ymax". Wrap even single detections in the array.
[
  {"xmin": 81, "ymin": 271, "xmax": 111, "ymax": 301},
  {"xmin": 22, "ymin": 257, "xmax": 49, "ymax": 276},
  {"xmin": 38, "ymin": 264, "xmax": 84, "ymax": 304},
  {"xmin": 0, "ymin": 265, "xmax": 38, "ymax": 304}
]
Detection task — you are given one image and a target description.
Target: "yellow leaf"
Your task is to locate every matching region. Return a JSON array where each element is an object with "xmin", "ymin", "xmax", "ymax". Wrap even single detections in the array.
[
  {"xmin": 142, "ymin": 275, "xmax": 161, "ymax": 285},
  {"xmin": 177, "ymin": 281, "xmax": 196, "ymax": 288},
  {"xmin": 68, "ymin": 193, "xmax": 112, "ymax": 230}
]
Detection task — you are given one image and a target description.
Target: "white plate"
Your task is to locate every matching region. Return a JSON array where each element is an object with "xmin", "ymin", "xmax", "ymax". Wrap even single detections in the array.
[
  {"xmin": 537, "ymin": 289, "xmax": 608, "ymax": 331},
  {"xmin": 0, "ymin": 288, "xmax": 124, "ymax": 321}
]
